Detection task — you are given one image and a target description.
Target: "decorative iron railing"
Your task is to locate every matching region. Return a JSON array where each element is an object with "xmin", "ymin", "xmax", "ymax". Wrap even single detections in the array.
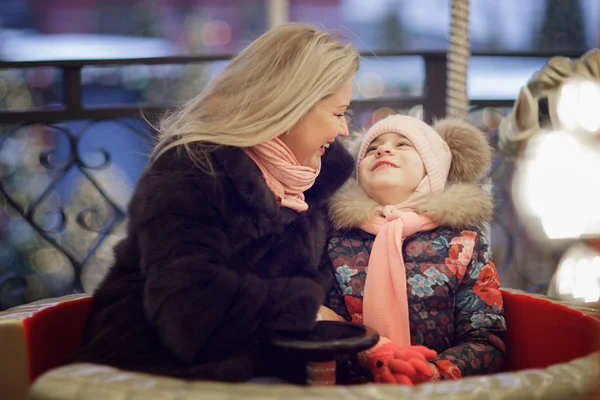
[{"xmin": 0, "ymin": 50, "xmax": 582, "ymax": 310}]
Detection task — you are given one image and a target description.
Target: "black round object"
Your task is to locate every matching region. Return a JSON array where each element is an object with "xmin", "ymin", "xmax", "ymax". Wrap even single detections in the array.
[{"xmin": 264, "ymin": 321, "xmax": 379, "ymax": 361}]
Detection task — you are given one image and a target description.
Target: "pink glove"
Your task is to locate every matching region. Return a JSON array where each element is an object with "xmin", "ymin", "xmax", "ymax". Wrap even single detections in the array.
[{"xmin": 360, "ymin": 343, "xmax": 437, "ymax": 385}]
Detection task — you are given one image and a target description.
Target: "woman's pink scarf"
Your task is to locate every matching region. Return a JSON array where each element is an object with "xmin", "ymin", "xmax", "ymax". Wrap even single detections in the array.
[
  {"xmin": 243, "ymin": 137, "xmax": 320, "ymax": 212},
  {"xmin": 361, "ymin": 178, "xmax": 438, "ymax": 345}
]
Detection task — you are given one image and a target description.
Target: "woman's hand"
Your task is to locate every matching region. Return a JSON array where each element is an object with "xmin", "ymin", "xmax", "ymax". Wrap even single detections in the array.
[{"xmin": 318, "ymin": 305, "xmax": 345, "ymax": 322}]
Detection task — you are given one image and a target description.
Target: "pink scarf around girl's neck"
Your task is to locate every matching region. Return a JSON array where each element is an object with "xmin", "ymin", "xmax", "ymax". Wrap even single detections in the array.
[
  {"xmin": 361, "ymin": 177, "xmax": 439, "ymax": 345},
  {"xmin": 243, "ymin": 137, "xmax": 320, "ymax": 213}
]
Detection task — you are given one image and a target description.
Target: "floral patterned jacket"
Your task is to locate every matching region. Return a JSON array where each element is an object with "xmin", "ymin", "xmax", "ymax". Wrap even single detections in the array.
[
  {"xmin": 325, "ymin": 118, "xmax": 505, "ymax": 380},
  {"xmin": 326, "ymin": 225, "xmax": 506, "ymax": 379}
]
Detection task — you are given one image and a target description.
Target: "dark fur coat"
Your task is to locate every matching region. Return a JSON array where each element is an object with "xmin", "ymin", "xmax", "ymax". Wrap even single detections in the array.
[{"xmin": 71, "ymin": 140, "xmax": 354, "ymax": 382}]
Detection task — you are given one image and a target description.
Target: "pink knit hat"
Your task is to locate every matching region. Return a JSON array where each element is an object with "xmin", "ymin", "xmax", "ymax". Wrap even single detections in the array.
[{"xmin": 356, "ymin": 115, "xmax": 452, "ymax": 194}]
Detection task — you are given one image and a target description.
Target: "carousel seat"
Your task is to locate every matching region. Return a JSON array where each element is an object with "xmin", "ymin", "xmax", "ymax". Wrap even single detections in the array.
[{"xmin": 0, "ymin": 289, "xmax": 598, "ymax": 400}]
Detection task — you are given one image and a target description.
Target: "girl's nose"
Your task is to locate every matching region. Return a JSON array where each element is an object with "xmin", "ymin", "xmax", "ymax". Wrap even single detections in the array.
[{"xmin": 376, "ymin": 144, "xmax": 393, "ymax": 156}]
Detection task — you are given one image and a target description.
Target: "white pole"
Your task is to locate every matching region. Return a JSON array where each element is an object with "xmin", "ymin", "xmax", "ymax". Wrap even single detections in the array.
[
  {"xmin": 447, "ymin": 0, "xmax": 493, "ymax": 243},
  {"xmin": 447, "ymin": 0, "xmax": 470, "ymax": 118},
  {"xmin": 268, "ymin": 0, "xmax": 289, "ymax": 29}
]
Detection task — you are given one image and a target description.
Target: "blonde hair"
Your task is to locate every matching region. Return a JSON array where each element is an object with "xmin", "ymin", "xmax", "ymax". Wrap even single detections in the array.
[{"xmin": 150, "ymin": 23, "xmax": 360, "ymax": 171}]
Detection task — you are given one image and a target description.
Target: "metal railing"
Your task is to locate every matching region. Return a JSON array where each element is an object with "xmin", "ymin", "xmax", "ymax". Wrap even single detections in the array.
[{"xmin": 0, "ymin": 50, "xmax": 583, "ymax": 310}]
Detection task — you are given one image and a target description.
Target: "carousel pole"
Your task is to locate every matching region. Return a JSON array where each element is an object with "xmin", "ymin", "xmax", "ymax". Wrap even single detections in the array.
[
  {"xmin": 268, "ymin": 0, "xmax": 289, "ymax": 29},
  {"xmin": 446, "ymin": 0, "xmax": 470, "ymax": 118},
  {"xmin": 447, "ymin": 0, "xmax": 496, "ymax": 241}
]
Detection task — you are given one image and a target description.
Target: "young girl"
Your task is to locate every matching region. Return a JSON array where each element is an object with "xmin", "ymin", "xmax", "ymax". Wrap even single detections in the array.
[{"xmin": 325, "ymin": 115, "xmax": 506, "ymax": 384}]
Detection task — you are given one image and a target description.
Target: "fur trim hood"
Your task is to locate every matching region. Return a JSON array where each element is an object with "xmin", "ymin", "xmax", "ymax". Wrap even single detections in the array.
[{"xmin": 329, "ymin": 117, "xmax": 494, "ymax": 231}]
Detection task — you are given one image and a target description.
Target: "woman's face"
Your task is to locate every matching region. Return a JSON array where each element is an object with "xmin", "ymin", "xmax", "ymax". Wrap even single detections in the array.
[
  {"xmin": 280, "ymin": 78, "xmax": 353, "ymax": 169},
  {"xmin": 358, "ymin": 132, "xmax": 426, "ymax": 205}
]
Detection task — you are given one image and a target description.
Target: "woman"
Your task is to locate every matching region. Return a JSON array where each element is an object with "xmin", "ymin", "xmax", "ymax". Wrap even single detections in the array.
[{"xmin": 72, "ymin": 23, "xmax": 359, "ymax": 382}]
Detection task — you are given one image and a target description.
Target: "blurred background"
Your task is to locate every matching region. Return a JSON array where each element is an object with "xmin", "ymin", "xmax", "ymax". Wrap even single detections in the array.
[{"xmin": 0, "ymin": 0, "xmax": 598, "ymax": 310}]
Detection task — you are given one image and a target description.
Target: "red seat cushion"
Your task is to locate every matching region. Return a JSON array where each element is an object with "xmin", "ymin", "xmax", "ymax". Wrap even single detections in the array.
[
  {"xmin": 502, "ymin": 289, "xmax": 600, "ymax": 371},
  {"xmin": 17, "ymin": 291, "xmax": 600, "ymax": 383},
  {"xmin": 23, "ymin": 296, "xmax": 94, "ymax": 382}
]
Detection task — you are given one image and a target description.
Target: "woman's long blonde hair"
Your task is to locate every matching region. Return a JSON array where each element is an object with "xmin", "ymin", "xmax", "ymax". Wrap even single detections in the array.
[{"xmin": 150, "ymin": 23, "xmax": 360, "ymax": 171}]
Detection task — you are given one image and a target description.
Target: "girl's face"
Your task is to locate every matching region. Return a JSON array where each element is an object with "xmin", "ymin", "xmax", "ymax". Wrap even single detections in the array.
[
  {"xmin": 358, "ymin": 132, "xmax": 426, "ymax": 205},
  {"xmin": 280, "ymin": 78, "xmax": 352, "ymax": 169}
]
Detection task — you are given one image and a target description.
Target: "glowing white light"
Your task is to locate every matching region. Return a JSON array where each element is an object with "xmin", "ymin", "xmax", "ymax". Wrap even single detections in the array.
[
  {"xmin": 557, "ymin": 80, "xmax": 600, "ymax": 134},
  {"xmin": 557, "ymin": 259, "xmax": 577, "ymax": 295},
  {"xmin": 513, "ymin": 130, "xmax": 600, "ymax": 240},
  {"xmin": 593, "ymin": 256, "xmax": 600, "ymax": 278},
  {"xmin": 556, "ymin": 243, "xmax": 600, "ymax": 304}
]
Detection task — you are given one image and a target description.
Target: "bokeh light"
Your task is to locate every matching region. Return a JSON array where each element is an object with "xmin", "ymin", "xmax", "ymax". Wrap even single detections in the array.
[
  {"xmin": 513, "ymin": 130, "xmax": 600, "ymax": 240},
  {"xmin": 357, "ymin": 72, "xmax": 385, "ymax": 99},
  {"xmin": 371, "ymin": 107, "xmax": 396, "ymax": 125},
  {"xmin": 557, "ymin": 80, "xmax": 600, "ymax": 134},
  {"xmin": 482, "ymin": 107, "xmax": 504, "ymax": 130},
  {"xmin": 201, "ymin": 21, "xmax": 232, "ymax": 47},
  {"xmin": 556, "ymin": 243, "xmax": 600, "ymax": 304}
]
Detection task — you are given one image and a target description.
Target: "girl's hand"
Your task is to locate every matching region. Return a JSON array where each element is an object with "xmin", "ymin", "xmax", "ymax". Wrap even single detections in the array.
[{"xmin": 363, "ymin": 343, "xmax": 438, "ymax": 385}]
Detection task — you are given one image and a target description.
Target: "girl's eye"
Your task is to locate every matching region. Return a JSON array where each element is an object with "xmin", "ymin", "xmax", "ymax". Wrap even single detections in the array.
[
  {"xmin": 366, "ymin": 146, "xmax": 377, "ymax": 153},
  {"xmin": 397, "ymin": 142, "xmax": 409, "ymax": 147}
]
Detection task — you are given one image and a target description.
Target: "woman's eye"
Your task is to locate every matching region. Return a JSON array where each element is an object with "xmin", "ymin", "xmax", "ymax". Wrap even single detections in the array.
[{"xmin": 336, "ymin": 109, "xmax": 353, "ymax": 121}]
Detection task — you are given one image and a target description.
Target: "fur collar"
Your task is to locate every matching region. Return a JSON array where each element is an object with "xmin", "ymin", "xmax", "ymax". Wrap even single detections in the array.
[
  {"xmin": 329, "ymin": 117, "xmax": 494, "ymax": 231},
  {"xmin": 329, "ymin": 179, "xmax": 493, "ymax": 231}
]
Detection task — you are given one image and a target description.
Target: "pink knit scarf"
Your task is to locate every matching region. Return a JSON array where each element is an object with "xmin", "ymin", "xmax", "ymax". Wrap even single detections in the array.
[
  {"xmin": 243, "ymin": 138, "xmax": 320, "ymax": 213},
  {"xmin": 361, "ymin": 178, "xmax": 438, "ymax": 345}
]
